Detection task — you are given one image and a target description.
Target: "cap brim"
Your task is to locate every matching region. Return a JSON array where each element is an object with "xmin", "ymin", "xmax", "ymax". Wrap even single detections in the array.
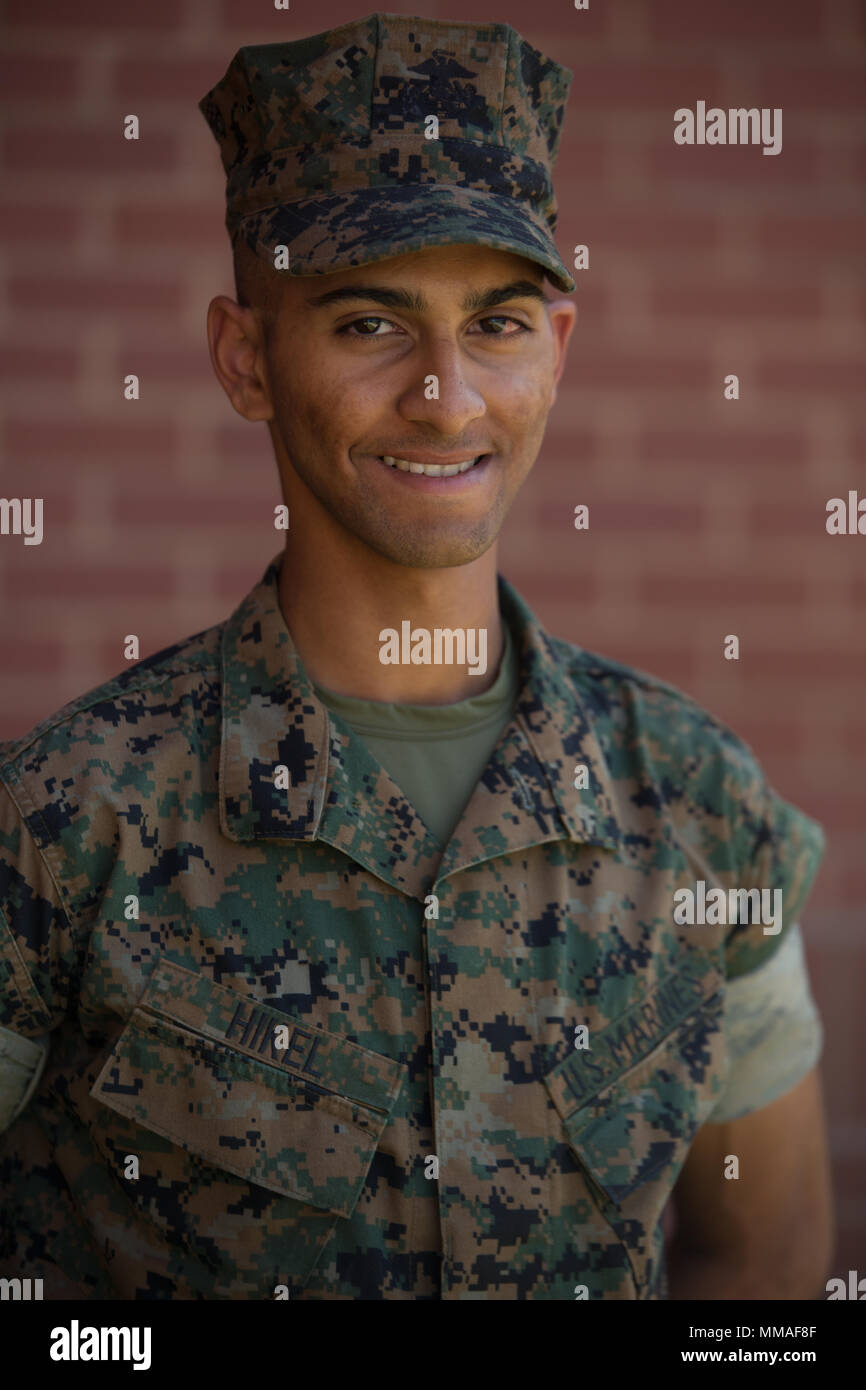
[{"xmin": 235, "ymin": 183, "xmax": 576, "ymax": 294}]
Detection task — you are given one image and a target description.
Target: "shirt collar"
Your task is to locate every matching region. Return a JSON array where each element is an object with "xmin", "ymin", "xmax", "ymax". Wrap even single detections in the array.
[{"xmin": 220, "ymin": 553, "xmax": 621, "ymax": 897}]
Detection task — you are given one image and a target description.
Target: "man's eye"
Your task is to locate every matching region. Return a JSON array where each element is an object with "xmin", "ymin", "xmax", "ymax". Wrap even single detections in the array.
[
  {"xmin": 474, "ymin": 315, "xmax": 528, "ymax": 335},
  {"xmin": 337, "ymin": 314, "xmax": 529, "ymax": 338},
  {"xmin": 339, "ymin": 316, "xmax": 394, "ymax": 336}
]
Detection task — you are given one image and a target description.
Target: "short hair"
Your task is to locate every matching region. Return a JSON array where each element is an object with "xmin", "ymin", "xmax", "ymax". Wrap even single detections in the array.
[{"xmin": 232, "ymin": 240, "xmax": 280, "ymax": 343}]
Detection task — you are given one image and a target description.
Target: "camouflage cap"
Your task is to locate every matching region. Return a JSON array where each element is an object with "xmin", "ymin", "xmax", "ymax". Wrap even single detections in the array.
[{"xmin": 199, "ymin": 11, "xmax": 576, "ymax": 294}]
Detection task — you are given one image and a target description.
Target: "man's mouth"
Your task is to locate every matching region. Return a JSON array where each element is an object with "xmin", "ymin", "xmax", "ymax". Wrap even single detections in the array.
[{"xmin": 378, "ymin": 454, "xmax": 487, "ymax": 477}]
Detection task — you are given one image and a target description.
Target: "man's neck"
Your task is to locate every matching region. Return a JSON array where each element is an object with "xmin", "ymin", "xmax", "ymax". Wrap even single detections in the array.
[{"xmin": 276, "ymin": 539, "xmax": 504, "ymax": 704}]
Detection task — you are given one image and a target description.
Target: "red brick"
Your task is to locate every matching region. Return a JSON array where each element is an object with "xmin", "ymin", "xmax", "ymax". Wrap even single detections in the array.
[
  {"xmin": 638, "ymin": 429, "xmax": 806, "ymax": 471},
  {"xmin": 497, "ymin": 573, "xmax": 601, "ymax": 607},
  {"xmin": 4, "ymin": 0, "xmax": 180, "ymax": 28},
  {"xmin": 112, "ymin": 345, "xmax": 213, "ymax": 386},
  {"xmin": 111, "ymin": 56, "xmax": 227, "ymax": 103},
  {"xmin": 650, "ymin": 285, "xmax": 821, "ymax": 320},
  {"xmin": 0, "ymin": 483, "xmax": 75, "ymax": 514},
  {"xmin": 728, "ymin": 719, "xmax": 804, "ymax": 757},
  {"xmin": 214, "ymin": 566, "xmax": 267, "ymax": 600},
  {"xmin": 642, "ymin": 574, "xmax": 807, "ymax": 606},
  {"xmin": 840, "ymin": 722, "xmax": 866, "ymax": 757},
  {"xmin": 842, "ymin": 861, "xmax": 866, "ymax": 898},
  {"xmin": 758, "ymin": 361, "xmax": 866, "ymax": 394},
  {"xmin": 215, "ymin": 0, "xmax": 296, "ymax": 27},
  {"xmin": 565, "ymin": 63, "xmax": 721, "ymax": 109},
  {"xmin": 748, "ymin": 501, "xmax": 832, "ymax": 537},
  {"xmin": 538, "ymin": 500, "xmax": 702, "ymax": 532},
  {"xmin": 575, "ymin": 208, "xmax": 718, "ymax": 254},
  {"xmin": 9, "ymin": 274, "xmax": 183, "ymax": 315},
  {"xmin": 535, "ymin": 428, "xmax": 597, "ymax": 462},
  {"xmin": 757, "ymin": 214, "xmax": 866, "ymax": 257},
  {"xmin": 114, "ymin": 201, "xmax": 220, "ymax": 247},
  {"xmin": 0, "ymin": 54, "xmax": 79, "ymax": 101},
  {"xmin": 590, "ymin": 644, "xmax": 698, "ymax": 688},
  {"xmin": 559, "ymin": 281, "xmax": 606, "ymax": 319},
  {"xmin": 0, "ymin": 347, "xmax": 78, "ymax": 384},
  {"xmin": 218, "ymin": 422, "xmax": 268, "ymax": 459},
  {"xmin": 3, "ymin": 566, "xmax": 177, "ymax": 602},
  {"xmin": 650, "ymin": 0, "xmax": 822, "ymax": 43},
  {"xmin": 562, "ymin": 353, "xmax": 713, "ymax": 390},
  {"xmin": 552, "ymin": 139, "xmax": 606, "ymax": 184},
  {"xmin": 731, "ymin": 648, "xmax": 864, "ymax": 681},
  {"xmin": 114, "ymin": 492, "xmax": 274, "ymax": 527},
  {"xmin": 2, "ymin": 128, "xmax": 176, "ymax": 176},
  {"xmin": 4, "ymin": 420, "xmax": 175, "ymax": 462},
  {"xmin": 648, "ymin": 139, "xmax": 819, "ymax": 186},
  {"xmin": 0, "ymin": 640, "xmax": 63, "ymax": 674},
  {"xmin": 761, "ymin": 66, "xmax": 866, "ymax": 109},
  {"xmin": 0, "ymin": 200, "xmax": 80, "ymax": 243}
]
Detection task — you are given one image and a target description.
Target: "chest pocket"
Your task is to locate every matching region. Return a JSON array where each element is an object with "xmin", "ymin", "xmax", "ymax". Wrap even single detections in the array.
[
  {"xmin": 544, "ymin": 954, "xmax": 727, "ymax": 1299},
  {"xmin": 90, "ymin": 957, "xmax": 403, "ymax": 1296}
]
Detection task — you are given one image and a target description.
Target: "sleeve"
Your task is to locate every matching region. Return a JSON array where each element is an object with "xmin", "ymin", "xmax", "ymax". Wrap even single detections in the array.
[
  {"xmin": 708, "ymin": 921, "xmax": 823, "ymax": 1122},
  {"xmin": 683, "ymin": 717, "xmax": 828, "ymax": 978},
  {"xmin": 721, "ymin": 765, "xmax": 825, "ymax": 982},
  {"xmin": 639, "ymin": 681, "xmax": 825, "ymax": 982},
  {"xmin": 0, "ymin": 773, "xmax": 76, "ymax": 1039}
]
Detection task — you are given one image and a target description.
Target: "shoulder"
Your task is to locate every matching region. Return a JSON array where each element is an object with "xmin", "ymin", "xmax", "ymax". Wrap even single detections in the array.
[
  {"xmin": 553, "ymin": 633, "xmax": 823, "ymax": 876},
  {"xmin": 1, "ymin": 622, "xmax": 222, "ymax": 773},
  {"xmin": 0, "ymin": 621, "xmax": 224, "ymax": 901},
  {"xmin": 551, "ymin": 633, "xmax": 764, "ymax": 793},
  {"xmin": 555, "ymin": 637, "xmax": 824, "ymax": 973}
]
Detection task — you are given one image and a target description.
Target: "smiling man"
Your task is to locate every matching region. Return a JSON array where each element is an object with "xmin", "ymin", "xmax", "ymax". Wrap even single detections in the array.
[
  {"xmin": 0, "ymin": 13, "xmax": 832, "ymax": 1301},
  {"xmin": 212, "ymin": 241, "xmax": 570, "ymax": 711}
]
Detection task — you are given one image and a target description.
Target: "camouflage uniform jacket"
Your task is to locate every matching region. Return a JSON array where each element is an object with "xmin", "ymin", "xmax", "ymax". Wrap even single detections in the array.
[{"xmin": 0, "ymin": 554, "xmax": 824, "ymax": 1299}]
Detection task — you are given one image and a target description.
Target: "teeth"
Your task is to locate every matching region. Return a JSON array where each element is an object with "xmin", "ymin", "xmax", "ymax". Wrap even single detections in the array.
[{"xmin": 381, "ymin": 455, "xmax": 482, "ymax": 476}]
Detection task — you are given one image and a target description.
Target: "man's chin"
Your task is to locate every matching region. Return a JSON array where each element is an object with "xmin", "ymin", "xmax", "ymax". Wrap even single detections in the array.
[{"xmin": 355, "ymin": 528, "xmax": 499, "ymax": 571}]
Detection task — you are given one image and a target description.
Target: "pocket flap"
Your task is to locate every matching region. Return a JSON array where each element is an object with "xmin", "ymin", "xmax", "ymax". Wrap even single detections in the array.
[
  {"xmin": 90, "ymin": 958, "xmax": 403, "ymax": 1218},
  {"xmin": 544, "ymin": 954, "xmax": 726, "ymax": 1207}
]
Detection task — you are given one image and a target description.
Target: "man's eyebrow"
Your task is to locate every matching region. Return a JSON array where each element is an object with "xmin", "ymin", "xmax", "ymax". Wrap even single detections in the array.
[{"xmin": 304, "ymin": 279, "xmax": 547, "ymax": 312}]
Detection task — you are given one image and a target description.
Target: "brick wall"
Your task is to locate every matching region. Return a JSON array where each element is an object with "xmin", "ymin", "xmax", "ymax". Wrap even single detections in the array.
[{"xmin": 1, "ymin": 0, "xmax": 864, "ymax": 1280}]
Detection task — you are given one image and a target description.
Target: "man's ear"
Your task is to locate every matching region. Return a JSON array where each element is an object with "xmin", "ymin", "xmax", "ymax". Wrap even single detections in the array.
[
  {"xmin": 206, "ymin": 295, "xmax": 274, "ymax": 422},
  {"xmin": 546, "ymin": 298, "xmax": 577, "ymax": 407}
]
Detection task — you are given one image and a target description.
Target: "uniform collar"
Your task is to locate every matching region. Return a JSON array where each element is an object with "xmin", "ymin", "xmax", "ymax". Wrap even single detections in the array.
[{"xmin": 220, "ymin": 553, "xmax": 621, "ymax": 898}]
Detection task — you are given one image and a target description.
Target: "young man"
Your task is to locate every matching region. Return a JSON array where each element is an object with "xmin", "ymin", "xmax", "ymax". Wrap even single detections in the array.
[{"xmin": 0, "ymin": 14, "xmax": 832, "ymax": 1300}]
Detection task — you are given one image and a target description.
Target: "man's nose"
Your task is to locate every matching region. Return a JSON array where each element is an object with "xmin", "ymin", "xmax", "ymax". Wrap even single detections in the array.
[{"xmin": 395, "ymin": 337, "xmax": 487, "ymax": 436}]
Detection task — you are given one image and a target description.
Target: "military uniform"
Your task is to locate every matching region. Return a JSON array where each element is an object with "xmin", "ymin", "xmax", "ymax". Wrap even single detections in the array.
[
  {"xmin": 0, "ymin": 559, "xmax": 823, "ymax": 1298},
  {"xmin": 0, "ymin": 14, "xmax": 825, "ymax": 1299}
]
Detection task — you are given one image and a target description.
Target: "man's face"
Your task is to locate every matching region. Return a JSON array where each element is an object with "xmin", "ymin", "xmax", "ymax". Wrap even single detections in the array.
[{"xmin": 224, "ymin": 243, "xmax": 575, "ymax": 569}]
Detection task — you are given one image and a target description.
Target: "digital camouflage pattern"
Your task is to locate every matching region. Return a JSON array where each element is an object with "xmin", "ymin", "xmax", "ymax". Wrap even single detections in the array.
[
  {"xmin": 0, "ymin": 556, "xmax": 824, "ymax": 1298},
  {"xmin": 198, "ymin": 12, "xmax": 578, "ymax": 293}
]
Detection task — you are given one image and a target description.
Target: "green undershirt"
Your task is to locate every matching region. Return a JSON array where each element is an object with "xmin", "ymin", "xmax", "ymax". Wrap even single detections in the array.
[{"xmin": 312, "ymin": 617, "xmax": 519, "ymax": 847}]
